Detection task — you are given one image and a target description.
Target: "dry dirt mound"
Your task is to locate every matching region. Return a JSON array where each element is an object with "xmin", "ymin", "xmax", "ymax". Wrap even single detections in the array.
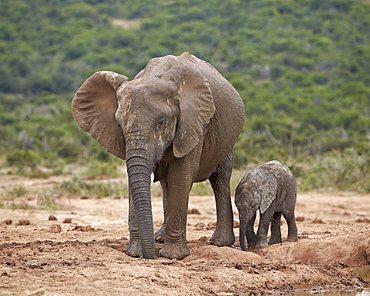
[
  {"xmin": 255, "ymin": 236, "xmax": 370, "ymax": 266},
  {"xmin": 0, "ymin": 235, "xmax": 367, "ymax": 296},
  {"xmin": 0, "ymin": 184, "xmax": 369, "ymax": 295}
]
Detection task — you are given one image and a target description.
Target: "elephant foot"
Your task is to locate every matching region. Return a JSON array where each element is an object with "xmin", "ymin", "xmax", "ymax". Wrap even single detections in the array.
[
  {"xmin": 286, "ymin": 235, "xmax": 298, "ymax": 242},
  {"xmin": 268, "ymin": 237, "xmax": 282, "ymax": 245},
  {"xmin": 246, "ymin": 241, "xmax": 256, "ymax": 249},
  {"xmin": 255, "ymin": 240, "xmax": 268, "ymax": 248},
  {"xmin": 210, "ymin": 230, "xmax": 235, "ymax": 247},
  {"xmin": 159, "ymin": 242, "xmax": 190, "ymax": 260},
  {"xmin": 154, "ymin": 225, "xmax": 166, "ymax": 243},
  {"xmin": 127, "ymin": 239, "xmax": 142, "ymax": 258}
]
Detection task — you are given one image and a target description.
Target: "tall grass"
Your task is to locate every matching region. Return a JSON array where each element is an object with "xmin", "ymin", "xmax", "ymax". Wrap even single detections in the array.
[
  {"xmin": 292, "ymin": 148, "xmax": 370, "ymax": 193},
  {"xmin": 0, "ymin": 147, "xmax": 368, "ymax": 212},
  {"xmin": 190, "ymin": 147, "xmax": 370, "ymax": 196},
  {"xmin": 0, "ymin": 185, "xmax": 60, "ymax": 210},
  {"xmin": 55, "ymin": 177, "xmax": 129, "ymax": 197}
]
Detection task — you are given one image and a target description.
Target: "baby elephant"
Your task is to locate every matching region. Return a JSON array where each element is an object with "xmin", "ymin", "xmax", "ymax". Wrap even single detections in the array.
[{"xmin": 235, "ymin": 160, "xmax": 298, "ymax": 250}]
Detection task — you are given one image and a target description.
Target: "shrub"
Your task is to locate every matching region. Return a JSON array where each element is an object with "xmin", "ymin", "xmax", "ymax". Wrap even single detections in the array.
[
  {"xmin": 55, "ymin": 177, "xmax": 128, "ymax": 197},
  {"xmin": 7, "ymin": 150, "xmax": 41, "ymax": 168},
  {"xmin": 85, "ymin": 162, "xmax": 119, "ymax": 178}
]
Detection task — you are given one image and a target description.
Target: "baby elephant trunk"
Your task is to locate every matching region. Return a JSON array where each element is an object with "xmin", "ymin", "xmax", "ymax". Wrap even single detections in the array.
[{"xmin": 239, "ymin": 214, "xmax": 248, "ymax": 251}]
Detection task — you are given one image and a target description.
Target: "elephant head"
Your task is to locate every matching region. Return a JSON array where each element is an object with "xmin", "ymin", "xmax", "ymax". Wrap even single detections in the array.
[{"xmin": 72, "ymin": 56, "xmax": 215, "ymax": 258}]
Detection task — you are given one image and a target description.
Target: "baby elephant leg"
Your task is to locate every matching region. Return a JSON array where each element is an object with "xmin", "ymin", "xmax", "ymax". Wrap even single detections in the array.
[
  {"xmin": 283, "ymin": 210, "xmax": 298, "ymax": 242},
  {"xmin": 245, "ymin": 212, "xmax": 257, "ymax": 249},
  {"xmin": 269, "ymin": 212, "xmax": 282, "ymax": 245},
  {"xmin": 256, "ymin": 207, "xmax": 274, "ymax": 248}
]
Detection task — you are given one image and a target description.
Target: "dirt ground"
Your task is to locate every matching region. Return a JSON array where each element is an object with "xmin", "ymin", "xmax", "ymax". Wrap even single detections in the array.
[{"xmin": 0, "ymin": 174, "xmax": 369, "ymax": 296}]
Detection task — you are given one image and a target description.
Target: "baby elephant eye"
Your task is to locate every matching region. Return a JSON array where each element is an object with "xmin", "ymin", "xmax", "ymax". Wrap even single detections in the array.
[{"xmin": 157, "ymin": 118, "xmax": 165, "ymax": 129}]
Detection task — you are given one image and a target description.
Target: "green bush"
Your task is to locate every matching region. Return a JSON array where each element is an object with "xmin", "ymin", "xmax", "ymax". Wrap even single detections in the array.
[
  {"xmin": 1, "ymin": 0, "xmax": 370, "ymax": 193},
  {"xmin": 55, "ymin": 177, "xmax": 128, "ymax": 197},
  {"xmin": 293, "ymin": 147, "xmax": 370, "ymax": 192},
  {"xmin": 5, "ymin": 185, "xmax": 29, "ymax": 198},
  {"xmin": 85, "ymin": 162, "xmax": 119, "ymax": 178},
  {"xmin": 7, "ymin": 150, "xmax": 41, "ymax": 168}
]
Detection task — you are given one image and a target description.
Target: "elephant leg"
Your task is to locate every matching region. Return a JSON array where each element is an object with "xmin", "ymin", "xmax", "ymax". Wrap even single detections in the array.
[
  {"xmin": 209, "ymin": 150, "xmax": 235, "ymax": 247},
  {"xmin": 127, "ymin": 191, "xmax": 142, "ymax": 257},
  {"xmin": 158, "ymin": 179, "xmax": 191, "ymax": 259},
  {"xmin": 269, "ymin": 212, "xmax": 282, "ymax": 245},
  {"xmin": 283, "ymin": 208, "xmax": 298, "ymax": 242},
  {"xmin": 256, "ymin": 205, "xmax": 275, "ymax": 248},
  {"xmin": 158, "ymin": 150, "xmax": 202, "ymax": 259},
  {"xmin": 155, "ymin": 180, "xmax": 168, "ymax": 243},
  {"xmin": 246, "ymin": 212, "xmax": 257, "ymax": 249}
]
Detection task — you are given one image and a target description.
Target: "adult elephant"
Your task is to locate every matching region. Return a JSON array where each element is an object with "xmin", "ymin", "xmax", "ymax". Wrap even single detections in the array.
[{"xmin": 72, "ymin": 52, "xmax": 245, "ymax": 259}]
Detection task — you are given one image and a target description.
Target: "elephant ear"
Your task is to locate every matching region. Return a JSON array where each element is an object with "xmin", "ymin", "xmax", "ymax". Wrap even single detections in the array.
[
  {"xmin": 258, "ymin": 174, "xmax": 278, "ymax": 214},
  {"xmin": 72, "ymin": 71, "xmax": 128, "ymax": 160},
  {"xmin": 163, "ymin": 67, "xmax": 215, "ymax": 158}
]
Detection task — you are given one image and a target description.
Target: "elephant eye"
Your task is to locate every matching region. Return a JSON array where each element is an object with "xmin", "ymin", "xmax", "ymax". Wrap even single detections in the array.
[{"xmin": 157, "ymin": 118, "xmax": 165, "ymax": 130}]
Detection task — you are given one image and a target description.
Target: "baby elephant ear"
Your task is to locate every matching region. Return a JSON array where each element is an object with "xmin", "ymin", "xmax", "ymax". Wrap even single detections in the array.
[
  {"xmin": 259, "ymin": 175, "xmax": 278, "ymax": 214},
  {"xmin": 72, "ymin": 71, "xmax": 128, "ymax": 160}
]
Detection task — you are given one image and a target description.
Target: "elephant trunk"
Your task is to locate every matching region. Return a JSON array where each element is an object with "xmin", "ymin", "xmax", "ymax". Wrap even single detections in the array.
[
  {"xmin": 239, "ymin": 215, "xmax": 248, "ymax": 251},
  {"xmin": 126, "ymin": 150, "xmax": 156, "ymax": 259}
]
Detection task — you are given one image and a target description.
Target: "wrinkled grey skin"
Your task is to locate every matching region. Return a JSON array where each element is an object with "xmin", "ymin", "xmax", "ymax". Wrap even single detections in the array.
[
  {"xmin": 235, "ymin": 160, "xmax": 298, "ymax": 251},
  {"xmin": 72, "ymin": 52, "xmax": 245, "ymax": 259}
]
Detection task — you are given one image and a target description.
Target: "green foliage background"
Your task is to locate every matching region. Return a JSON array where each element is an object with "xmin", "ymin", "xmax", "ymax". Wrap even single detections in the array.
[{"xmin": 0, "ymin": 0, "xmax": 369, "ymax": 192}]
